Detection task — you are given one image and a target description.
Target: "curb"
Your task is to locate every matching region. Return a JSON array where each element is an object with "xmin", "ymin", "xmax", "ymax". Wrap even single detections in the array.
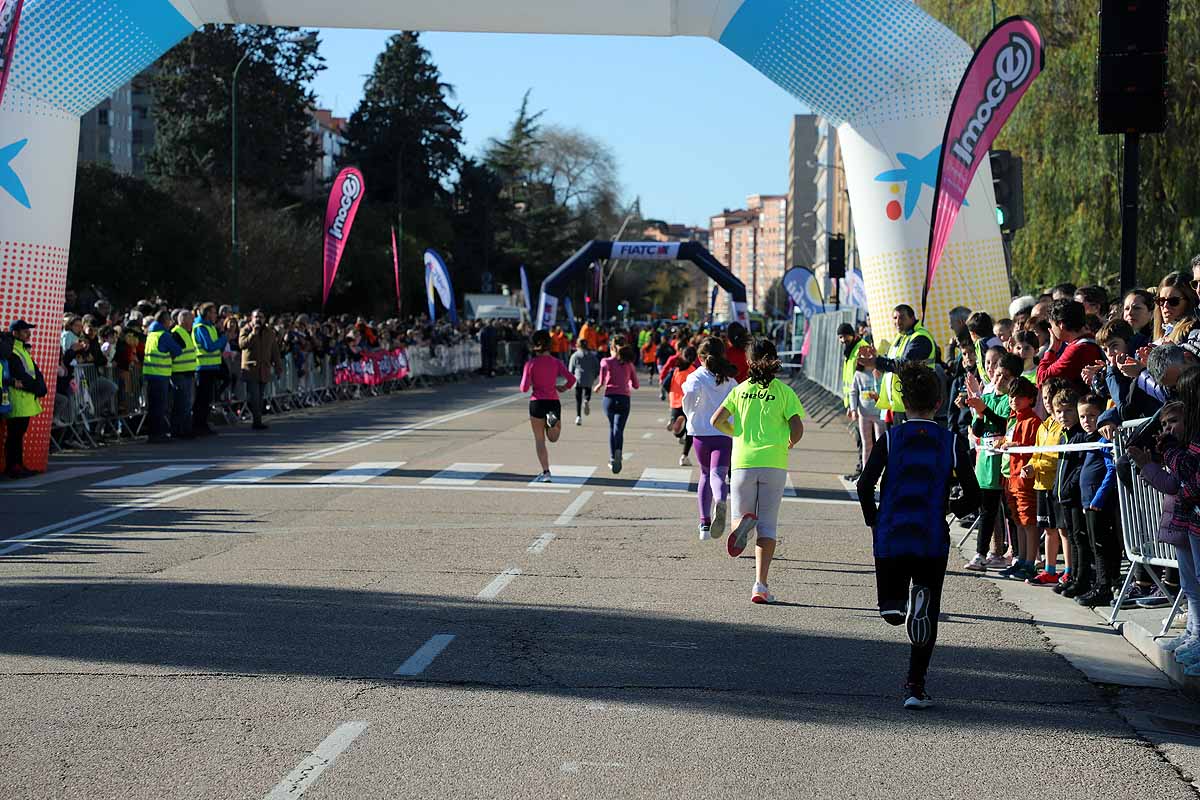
[{"xmin": 1106, "ymin": 613, "xmax": 1200, "ymax": 701}]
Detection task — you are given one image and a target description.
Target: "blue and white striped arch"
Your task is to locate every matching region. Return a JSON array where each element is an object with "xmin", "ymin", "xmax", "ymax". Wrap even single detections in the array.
[{"xmin": 0, "ymin": 0, "xmax": 1009, "ymax": 386}]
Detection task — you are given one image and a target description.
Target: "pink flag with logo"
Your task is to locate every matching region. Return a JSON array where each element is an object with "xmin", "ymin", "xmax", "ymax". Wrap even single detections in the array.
[
  {"xmin": 923, "ymin": 16, "xmax": 1044, "ymax": 319},
  {"xmin": 391, "ymin": 226, "xmax": 401, "ymax": 311},
  {"xmin": 0, "ymin": 0, "xmax": 25, "ymax": 108},
  {"xmin": 322, "ymin": 167, "xmax": 365, "ymax": 308}
]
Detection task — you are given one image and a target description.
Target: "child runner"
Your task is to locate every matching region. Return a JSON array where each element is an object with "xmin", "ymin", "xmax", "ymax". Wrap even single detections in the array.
[
  {"xmin": 520, "ymin": 329, "xmax": 575, "ymax": 483},
  {"xmin": 641, "ymin": 335, "xmax": 659, "ymax": 382},
  {"xmin": 724, "ymin": 322, "xmax": 750, "ymax": 383},
  {"xmin": 655, "ymin": 335, "xmax": 676, "ymax": 401},
  {"xmin": 593, "ymin": 334, "xmax": 640, "ymax": 474},
  {"xmin": 568, "ymin": 338, "xmax": 600, "ymax": 426},
  {"xmin": 711, "ymin": 338, "xmax": 805, "ymax": 604},
  {"xmin": 857, "ymin": 362, "xmax": 980, "ymax": 709},
  {"xmin": 682, "ymin": 337, "xmax": 738, "ymax": 540},
  {"xmin": 998, "ymin": 377, "xmax": 1041, "ymax": 580},
  {"xmin": 668, "ymin": 346, "xmax": 699, "ymax": 466}
]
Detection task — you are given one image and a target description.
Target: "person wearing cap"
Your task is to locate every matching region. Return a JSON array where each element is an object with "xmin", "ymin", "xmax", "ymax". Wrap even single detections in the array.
[
  {"xmin": 5, "ymin": 320, "xmax": 48, "ymax": 478},
  {"xmin": 170, "ymin": 310, "xmax": 198, "ymax": 439},
  {"xmin": 143, "ymin": 310, "xmax": 182, "ymax": 443},
  {"xmin": 191, "ymin": 303, "xmax": 227, "ymax": 436}
]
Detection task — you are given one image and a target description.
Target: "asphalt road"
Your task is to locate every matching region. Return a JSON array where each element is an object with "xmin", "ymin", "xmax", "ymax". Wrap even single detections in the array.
[{"xmin": 3, "ymin": 376, "xmax": 1198, "ymax": 799}]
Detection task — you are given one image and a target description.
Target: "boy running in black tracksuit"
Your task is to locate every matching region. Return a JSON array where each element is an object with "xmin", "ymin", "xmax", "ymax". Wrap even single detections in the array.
[{"xmin": 857, "ymin": 362, "xmax": 981, "ymax": 709}]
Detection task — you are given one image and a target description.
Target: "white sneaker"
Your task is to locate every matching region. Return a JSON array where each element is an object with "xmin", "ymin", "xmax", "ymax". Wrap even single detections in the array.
[
  {"xmin": 679, "ymin": 455, "xmax": 691, "ymax": 467},
  {"xmin": 584, "ymin": 399, "xmax": 590, "ymax": 416},
  {"xmin": 964, "ymin": 554, "xmax": 987, "ymax": 572},
  {"xmin": 574, "ymin": 416, "xmax": 582, "ymax": 426},
  {"xmin": 545, "ymin": 412, "xmax": 559, "ymax": 430},
  {"xmin": 1161, "ymin": 634, "xmax": 1194, "ymax": 653},
  {"xmin": 698, "ymin": 524, "xmax": 712, "ymax": 541},
  {"xmin": 984, "ymin": 553, "xmax": 1010, "ymax": 569},
  {"xmin": 751, "ymin": 582, "xmax": 775, "ymax": 604},
  {"xmin": 537, "ymin": 471, "xmax": 552, "ymax": 483},
  {"xmin": 710, "ymin": 500, "xmax": 727, "ymax": 537}
]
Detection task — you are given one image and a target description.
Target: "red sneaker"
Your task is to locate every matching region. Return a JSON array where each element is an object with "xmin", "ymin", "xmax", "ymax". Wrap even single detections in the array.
[
  {"xmin": 1026, "ymin": 571, "xmax": 1061, "ymax": 586},
  {"xmin": 727, "ymin": 513, "xmax": 758, "ymax": 558}
]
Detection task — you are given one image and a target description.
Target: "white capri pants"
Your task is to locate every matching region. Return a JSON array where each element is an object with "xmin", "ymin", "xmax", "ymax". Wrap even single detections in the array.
[{"xmin": 731, "ymin": 467, "xmax": 788, "ymax": 540}]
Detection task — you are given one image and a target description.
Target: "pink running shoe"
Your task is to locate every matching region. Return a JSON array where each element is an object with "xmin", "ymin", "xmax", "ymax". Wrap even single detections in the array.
[{"xmin": 727, "ymin": 513, "xmax": 758, "ymax": 558}]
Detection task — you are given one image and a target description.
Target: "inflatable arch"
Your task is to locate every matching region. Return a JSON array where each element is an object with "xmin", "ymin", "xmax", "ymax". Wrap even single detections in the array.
[
  {"xmin": 0, "ymin": 0, "xmax": 1011, "ymax": 469},
  {"xmin": 536, "ymin": 240, "xmax": 748, "ymax": 331}
]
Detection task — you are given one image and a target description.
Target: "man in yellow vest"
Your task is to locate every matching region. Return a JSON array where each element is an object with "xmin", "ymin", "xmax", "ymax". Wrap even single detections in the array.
[
  {"xmin": 838, "ymin": 322, "xmax": 866, "ymax": 411},
  {"xmin": 192, "ymin": 302, "xmax": 228, "ymax": 437},
  {"xmin": 5, "ymin": 320, "xmax": 48, "ymax": 478},
  {"xmin": 170, "ymin": 310, "xmax": 198, "ymax": 439},
  {"xmin": 857, "ymin": 304, "xmax": 937, "ymax": 428},
  {"xmin": 143, "ymin": 310, "xmax": 182, "ymax": 443}
]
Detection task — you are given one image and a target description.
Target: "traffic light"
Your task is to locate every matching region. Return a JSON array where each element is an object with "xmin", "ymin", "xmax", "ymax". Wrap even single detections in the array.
[
  {"xmin": 990, "ymin": 149, "xmax": 1025, "ymax": 235},
  {"xmin": 584, "ymin": 295, "xmax": 591, "ymax": 303},
  {"xmin": 616, "ymin": 303, "xmax": 624, "ymax": 311}
]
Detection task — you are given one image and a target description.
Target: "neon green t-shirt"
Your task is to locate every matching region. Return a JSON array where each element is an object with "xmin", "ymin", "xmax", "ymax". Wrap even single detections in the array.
[{"xmin": 721, "ymin": 377, "xmax": 806, "ymax": 470}]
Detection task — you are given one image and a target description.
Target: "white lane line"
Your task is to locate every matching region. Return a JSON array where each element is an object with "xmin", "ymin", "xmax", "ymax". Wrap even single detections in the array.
[
  {"xmin": 211, "ymin": 462, "xmax": 310, "ymax": 484},
  {"xmin": 96, "ymin": 464, "xmax": 214, "ymax": 488},
  {"xmin": 641, "ymin": 432, "xmax": 653, "ymax": 439},
  {"xmin": 601, "ymin": 490, "xmax": 858, "ymax": 506},
  {"xmin": 0, "ymin": 485, "xmax": 213, "ymax": 557},
  {"xmin": 656, "ymin": 417, "xmax": 665, "ymax": 423},
  {"xmin": 220, "ymin": 484, "xmax": 571, "ymax": 495},
  {"xmin": 529, "ymin": 465, "xmax": 595, "ymax": 487},
  {"xmin": 394, "ymin": 634, "xmax": 456, "ymax": 676},
  {"xmin": 12, "ymin": 465, "xmax": 118, "ymax": 487},
  {"xmin": 261, "ymin": 721, "xmax": 369, "ymax": 800},
  {"xmin": 555, "ymin": 490, "xmax": 593, "ymax": 526},
  {"xmin": 296, "ymin": 394, "xmax": 523, "ymax": 460},
  {"xmin": 839, "ymin": 476, "xmax": 860, "ymax": 500},
  {"xmin": 477, "ymin": 567, "xmax": 521, "ymax": 600},
  {"xmin": 784, "ymin": 496, "xmax": 861, "ymax": 506},
  {"xmin": 422, "ymin": 462, "xmax": 503, "ymax": 486},
  {"xmin": 528, "ymin": 532, "xmax": 556, "ymax": 554},
  {"xmin": 311, "ymin": 461, "xmax": 406, "ymax": 484},
  {"xmin": 634, "ymin": 467, "xmax": 693, "ymax": 492}
]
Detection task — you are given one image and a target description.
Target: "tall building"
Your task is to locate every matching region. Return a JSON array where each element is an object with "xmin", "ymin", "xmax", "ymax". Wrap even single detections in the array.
[
  {"xmin": 642, "ymin": 221, "xmax": 710, "ymax": 317},
  {"xmin": 78, "ymin": 69, "xmax": 156, "ymax": 176},
  {"xmin": 300, "ymin": 108, "xmax": 348, "ymax": 198},
  {"xmin": 709, "ymin": 194, "xmax": 788, "ymax": 316},
  {"xmin": 785, "ymin": 114, "xmax": 819, "ymax": 271},
  {"xmin": 812, "ymin": 118, "xmax": 860, "ymax": 306}
]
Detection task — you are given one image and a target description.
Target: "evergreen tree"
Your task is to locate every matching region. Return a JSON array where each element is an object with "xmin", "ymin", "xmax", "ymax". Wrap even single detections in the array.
[{"xmin": 149, "ymin": 25, "xmax": 324, "ymax": 193}]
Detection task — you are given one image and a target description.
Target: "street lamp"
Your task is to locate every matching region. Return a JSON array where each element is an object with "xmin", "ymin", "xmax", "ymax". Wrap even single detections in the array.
[{"xmin": 231, "ymin": 30, "xmax": 314, "ymax": 312}]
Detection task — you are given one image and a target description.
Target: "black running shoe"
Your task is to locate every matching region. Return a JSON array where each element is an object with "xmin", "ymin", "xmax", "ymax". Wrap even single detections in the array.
[{"xmin": 905, "ymin": 584, "xmax": 932, "ymax": 647}]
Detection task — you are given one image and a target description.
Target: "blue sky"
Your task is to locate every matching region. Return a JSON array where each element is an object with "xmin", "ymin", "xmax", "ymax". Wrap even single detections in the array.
[{"xmin": 309, "ymin": 29, "xmax": 809, "ymax": 229}]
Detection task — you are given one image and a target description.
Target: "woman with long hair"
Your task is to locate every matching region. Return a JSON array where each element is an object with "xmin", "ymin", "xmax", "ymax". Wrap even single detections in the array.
[
  {"xmin": 1152, "ymin": 272, "xmax": 1200, "ymax": 344},
  {"xmin": 667, "ymin": 345, "xmax": 699, "ymax": 466},
  {"xmin": 1122, "ymin": 289, "xmax": 1155, "ymax": 343},
  {"xmin": 711, "ymin": 338, "xmax": 806, "ymax": 603},
  {"xmin": 725, "ymin": 321, "xmax": 750, "ymax": 383},
  {"xmin": 593, "ymin": 335, "xmax": 640, "ymax": 474},
  {"xmin": 682, "ymin": 336, "xmax": 738, "ymax": 540},
  {"xmin": 520, "ymin": 329, "xmax": 576, "ymax": 483}
]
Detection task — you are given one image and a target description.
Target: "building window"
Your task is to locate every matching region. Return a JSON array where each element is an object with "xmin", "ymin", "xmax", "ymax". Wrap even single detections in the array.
[{"xmin": 97, "ymin": 109, "xmax": 109, "ymax": 126}]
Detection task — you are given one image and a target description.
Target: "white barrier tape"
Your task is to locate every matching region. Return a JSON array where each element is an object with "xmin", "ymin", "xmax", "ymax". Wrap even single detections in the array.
[{"xmin": 980, "ymin": 441, "xmax": 1113, "ymax": 455}]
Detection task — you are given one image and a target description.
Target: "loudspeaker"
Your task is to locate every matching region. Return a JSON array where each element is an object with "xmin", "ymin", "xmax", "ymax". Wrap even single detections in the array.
[
  {"xmin": 1099, "ymin": 0, "xmax": 1169, "ymax": 54},
  {"xmin": 828, "ymin": 234, "xmax": 846, "ymax": 279}
]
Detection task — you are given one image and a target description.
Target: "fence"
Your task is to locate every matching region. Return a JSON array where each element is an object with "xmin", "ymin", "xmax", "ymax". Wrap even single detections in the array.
[
  {"xmin": 50, "ymin": 341, "xmax": 483, "ymax": 451},
  {"xmin": 1111, "ymin": 417, "xmax": 1182, "ymax": 632},
  {"xmin": 795, "ymin": 309, "xmax": 858, "ymax": 397}
]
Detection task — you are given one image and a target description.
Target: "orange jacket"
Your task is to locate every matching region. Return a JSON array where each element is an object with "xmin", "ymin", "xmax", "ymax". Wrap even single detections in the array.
[
  {"xmin": 641, "ymin": 342, "xmax": 656, "ymax": 365},
  {"xmin": 669, "ymin": 363, "xmax": 697, "ymax": 409}
]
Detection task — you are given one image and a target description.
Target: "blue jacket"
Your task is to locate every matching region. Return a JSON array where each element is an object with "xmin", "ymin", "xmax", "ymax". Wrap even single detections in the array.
[
  {"xmin": 193, "ymin": 323, "xmax": 228, "ymax": 371},
  {"xmin": 1080, "ymin": 434, "xmax": 1116, "ymax": 510},
  {"xmin": 147, "ymin": 321, "xmax": 183, "ymax": 358}
]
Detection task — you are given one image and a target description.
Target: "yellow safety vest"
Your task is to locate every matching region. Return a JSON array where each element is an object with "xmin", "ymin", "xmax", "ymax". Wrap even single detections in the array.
[
  {"xmin": 9, "ymin": 340, "xmax": 43, "ymax": 418},
  {"xmin": 143, "ymin": 329, "xmax": 173, "ymax": 377},
  {"xmin": 171, "ymin": 325, "xmax": 197, "ymax": 374},
  {"xmin": 841, "ymin": 339, "xmax": 865, "ymax": 408},
  {"xmin": 194, "ymin": 322, "xmax": 222, "ymax": 369},
  {"xmin": 877, "ymin": 324, "xmax": 936, "ymax": 413}
]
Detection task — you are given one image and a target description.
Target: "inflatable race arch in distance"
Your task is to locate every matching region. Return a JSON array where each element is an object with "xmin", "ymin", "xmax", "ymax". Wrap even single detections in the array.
[{"xmin": 0, "ymin": 0, "xmax": 1012, "ymax": 470}]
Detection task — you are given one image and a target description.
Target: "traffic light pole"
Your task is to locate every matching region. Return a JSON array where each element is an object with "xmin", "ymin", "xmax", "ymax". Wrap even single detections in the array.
[{"xmin": 1119, "ymin": 132, "xmax": 1140, "ymax": 296}]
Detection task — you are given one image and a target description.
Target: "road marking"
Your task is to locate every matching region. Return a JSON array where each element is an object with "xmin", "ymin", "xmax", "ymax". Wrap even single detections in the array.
[
  {"xmin": 528, "ymin": 532, "xmax": 556, "ymax": 554},
  {"xmin": 641, "ymin": 432, "xmax": 653, "ymax": 439},
  {"xmin": 0, "ymin": 485, "xmax": 213, "ymax": 557},
  {"xmin": 838, "ymin": 476, "xmax": 860, "ymax": 500},
  {"xmin": 634, "ymin": 467, "xmax": 693, "ymax": 492},
  {"xmin": 555, "ymin": 490, "xmax": 593, "ymax": 525},
  {"xmin": 311, "ymin": 461, "xmax": 406, "ymax": 484},
  {"xmin": 601, "ymin": 490, "xmax": 858, "ymax": 506},
  {"xmin": 297, "ymin": 393, "xmax": 523, "ymax": 460},
  {"xmin": 421, "ymin": 462, "xmax": 503, "ymax": 486},
  {"xmin": 477, "ymin": 567, "xmax": 521, "ymax": 600},
  {"xmin": 211, "ymin": 462, "xmax": 310, "ymax": 484},
  {"xmin": 220, "ymin": 483, "xmax": 571, "ymax": 495},
  {"xmin": 528, "ymin": 465, "xmax": 595, "ymax": 487},
  {"xmin": 394, "ymin": 634, "xmax": 456, "ymax": 676},
  {"xmin": 783, "ymin": 495, "xmax": 860, "ymax": 506},
  {"xmin": 262, "ymin": 721, "xmax": 368, "ymax": 800},
  {"xmin": 12, "ymin": 465, "xmax": 118, "ymax": 487},
  {"xmin": 96, "ymin": 464, "xmax": 214, "ymax": 487},
  {"xmin": 656, "ymin": 417, "xmax": 665, "ymax": 423},
  {"xmin": 560, "ymin": 761, "xmax": 626, "ymax": 774}
]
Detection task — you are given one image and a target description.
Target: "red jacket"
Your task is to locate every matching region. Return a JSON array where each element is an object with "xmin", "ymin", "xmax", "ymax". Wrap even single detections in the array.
[{"xmin": 1036, "ymin": 338, "xmax": 1104, "ymax": 394}]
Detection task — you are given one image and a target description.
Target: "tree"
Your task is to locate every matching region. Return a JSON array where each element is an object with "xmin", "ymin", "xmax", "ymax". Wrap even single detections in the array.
[{"xmin": 148, "ymin": 25, "xmax": 324, "ymax": 193}]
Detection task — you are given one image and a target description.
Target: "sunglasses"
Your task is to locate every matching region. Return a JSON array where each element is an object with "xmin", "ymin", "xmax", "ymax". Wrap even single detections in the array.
[{"xmin": 1157, "ymin": 296, "xmax": 1184, "ymax": 308}]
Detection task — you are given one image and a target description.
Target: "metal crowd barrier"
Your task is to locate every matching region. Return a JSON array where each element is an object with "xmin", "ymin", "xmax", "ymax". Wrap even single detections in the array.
[
  {"xmin": 48, "ymin": 341, "xmax": 485, "ymax": 450},
  {"xmin": 1111, "ymin": 417, "xmax": 1182, "ymax": 632},
  {"xmin": 796, "ymin": 309, "xmax": 859, "ymax": 396}
]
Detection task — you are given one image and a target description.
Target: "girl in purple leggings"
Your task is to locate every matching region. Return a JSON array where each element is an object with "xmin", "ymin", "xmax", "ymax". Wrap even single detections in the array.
[{"xmin": 682, "ymin": 337, "xmax": 739, "ymax": 540}]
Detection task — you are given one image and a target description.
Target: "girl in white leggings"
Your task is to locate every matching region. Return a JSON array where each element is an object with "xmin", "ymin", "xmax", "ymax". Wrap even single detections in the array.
[{"xmin": 711, "ymin": 338, "xmax": 806, "ymax": 603}]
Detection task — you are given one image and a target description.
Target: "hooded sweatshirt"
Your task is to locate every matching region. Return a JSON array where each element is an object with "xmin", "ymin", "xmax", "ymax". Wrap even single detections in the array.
[{"xmin": 681, "ymin": 366, "xmax": 737, "ymax": 437}]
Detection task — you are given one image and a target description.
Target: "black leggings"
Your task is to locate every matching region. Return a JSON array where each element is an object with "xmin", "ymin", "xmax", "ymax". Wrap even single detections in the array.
[
  {"xmin": 670, "ymin": 407, "xmax": 693, "ymax": 456},
  {"xmin": 975, "ymin": 489, "xmax": 1008, "ymax": 557},
  {"xmin": 1086, "ymin": 508, "xmax": 1121, "ymax": 593},
  {"xmin": 575, "ymin": 384, "xmax": 592, "ymax": 417},
  {"xmin": 5, "ymin": 415, "xmax": 30, "ymax": 471},
  {"xmin": 876, "ymin": 552, "xmax": 948, "ymax": 687}
]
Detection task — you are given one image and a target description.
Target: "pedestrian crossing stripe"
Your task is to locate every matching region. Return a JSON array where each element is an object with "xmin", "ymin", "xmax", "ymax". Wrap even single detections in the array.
[
  {"xmin": 311, "ymin": 462, "xmax": 407, "ymax": 484},
  {"xmin": 527, "ymin": 465, "xmax": 595, "ymax": 487},
  {"xmin": 97, "ymin": 464, "xmax": 215, "ymax": 488},
  {"xmin": 420, "ymin": 462, "xmax": 503, "ymax": 486},
  {"xmin": 634, "ymin": 468, "xmax": 694, "ymax": 492},
  {"xmin": 211, "ymin": 463, "xmax": 310, "ymax": 484}
]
